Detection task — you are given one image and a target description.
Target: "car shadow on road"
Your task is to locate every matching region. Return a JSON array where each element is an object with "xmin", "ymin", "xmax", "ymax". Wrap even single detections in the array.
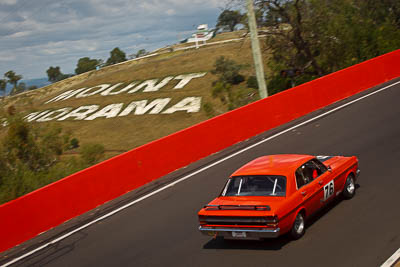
[
  {"xmin": 203, "ymin": 184, "xmax": 361, "ymax": 251},
  {"xmin": 202, "ymin": 235, "xmax": 292, "ymax": 251}
]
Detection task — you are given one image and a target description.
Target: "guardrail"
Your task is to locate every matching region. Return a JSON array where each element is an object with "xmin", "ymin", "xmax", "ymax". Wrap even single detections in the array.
[{"xmin": 0, "ymin": 49, "xmax": 399, "ymax": 253}]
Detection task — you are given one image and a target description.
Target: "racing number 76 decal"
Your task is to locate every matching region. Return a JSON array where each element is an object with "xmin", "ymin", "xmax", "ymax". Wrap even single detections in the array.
[{"xmin": 323, "ymin": 180, "xmax": 334, "ymax": 201}]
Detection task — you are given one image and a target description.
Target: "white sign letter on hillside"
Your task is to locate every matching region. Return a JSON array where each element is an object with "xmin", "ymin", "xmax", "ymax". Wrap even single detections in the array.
[
  {"xmin": 119, "ymin": 98, "xmax": 171, "ymax": 116},
  {"xmin": 45, "ymin": 88, "xmax": 87, "ymax": 104},
  {"xmin": 163, "ymin": 97, "xmax": 202, "ymax": 114},
  {"xmin": 57, "ymin": 105, "xmax": 100, "ymax": 121},
  {"xmin": 85, "ymin": 103, "xmax": 124, "ymax": 120},
  {"xmin": 173, "ymin": 72, "xmax": 207, "ymax": 89},
  {"xmin": 24, "ymin": 110, "xmax": 51, "ymax": 122},
  {"xmin": 100, "ymin": 82, "xmax": 138, "ymax": 96},
  {"xmin": 36, "ymin": 108, "xmax": 73, "ymax": 122},
  {"xmin": 128, "ymin": 77, "xmax": 174, "ymax": 93},
  {"xmin": 76, "ymin": 84, "xmax": 111, "ymax": 98}
]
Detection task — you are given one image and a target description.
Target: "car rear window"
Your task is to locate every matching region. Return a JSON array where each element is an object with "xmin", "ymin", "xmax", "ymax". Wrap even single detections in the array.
[{"xmin": 222, "ymin": 175, "xmax": 286, "ymax": 197}]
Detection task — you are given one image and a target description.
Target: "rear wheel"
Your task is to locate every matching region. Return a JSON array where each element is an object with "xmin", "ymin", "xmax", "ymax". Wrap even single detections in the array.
[
  {"xmin": 290, "ymin": 212, "xmax": 305, "ymax": 240},
  {"xmin": 343, "ymin": 174, "xmax": 356, "ymax": 199}
]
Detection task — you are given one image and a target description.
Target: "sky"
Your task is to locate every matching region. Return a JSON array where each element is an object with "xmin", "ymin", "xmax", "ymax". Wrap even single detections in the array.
[{"xmin": 0, "ymin": 0, "xmax": 227, "ymax": 79}]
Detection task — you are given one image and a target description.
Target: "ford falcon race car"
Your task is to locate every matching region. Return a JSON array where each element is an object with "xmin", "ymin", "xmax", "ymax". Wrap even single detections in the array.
[{"xmin": 198, "ymin": 154, "xmax": 360, "ymax": 240}]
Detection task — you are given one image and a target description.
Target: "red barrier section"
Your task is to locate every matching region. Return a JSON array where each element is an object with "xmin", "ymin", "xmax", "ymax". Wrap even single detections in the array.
[{"xmin": 0, "ymin": 50, "xmax": 399, "ymax": 253}]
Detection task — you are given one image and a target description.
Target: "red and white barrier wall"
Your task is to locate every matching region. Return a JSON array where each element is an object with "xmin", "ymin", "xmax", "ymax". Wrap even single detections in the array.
[{"xmin": 0, "ymin": 50, "xmax": 399, "ymax": 253}]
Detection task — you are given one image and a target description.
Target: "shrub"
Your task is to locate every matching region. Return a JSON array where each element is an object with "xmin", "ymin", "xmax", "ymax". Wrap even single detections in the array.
[
  {"xmin": 233, "ymin": 74, "xmax": 245, "ymax": 85},
  {"xmin": 267, "ymin": 75, "xmax": 292, "ymax": 95},
  {"xmin": 203, "ymin": 102, "xmax": 215, "ymax": 117},
  {"xmin": 212, "ymin": 81, "xmax": 228, "ymax": 98},
  {"xmin": 80, "ymin": 143, "xmax": 105, "ymax": 165},
  {"xmin": 211, "ymin": 56, "xmax": 244, "ymax": 85},
  {"xmin": 247, "ymin": 76, "xmax": 258, "ymax": 89},
  {"xmin": 70, "ymin": 138, "xmax": 80, "ymax": 149}
]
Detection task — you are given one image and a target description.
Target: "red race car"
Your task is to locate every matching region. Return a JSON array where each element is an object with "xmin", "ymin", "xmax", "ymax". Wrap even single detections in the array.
[{"xmin": 198, "ymin": 154, "xmax": 360, "ymax": 240}]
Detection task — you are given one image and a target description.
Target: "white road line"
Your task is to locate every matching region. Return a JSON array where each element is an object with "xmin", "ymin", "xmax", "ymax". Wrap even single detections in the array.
[
  {"xmin": 381, "ymin": 248, "xmax": 400, "ymax": 267},
  {"xmin": 2, "ymin": 79, "xmax": 400, "ymax": 267}
]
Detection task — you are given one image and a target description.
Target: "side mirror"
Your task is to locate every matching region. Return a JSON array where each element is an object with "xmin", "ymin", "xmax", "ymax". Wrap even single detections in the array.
[{"xmin": 327, "ymin": 165, "xmax": 332, "ymax": 172}]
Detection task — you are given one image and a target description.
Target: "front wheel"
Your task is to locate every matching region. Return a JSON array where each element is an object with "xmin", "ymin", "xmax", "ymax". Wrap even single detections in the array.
[
  {"xmin": 290, "ymin": 212, "xmax": 305, "ymax": 240},
  {"xmin": 343, "ymin": 174, "xmax": 356, "ymax": 199}
]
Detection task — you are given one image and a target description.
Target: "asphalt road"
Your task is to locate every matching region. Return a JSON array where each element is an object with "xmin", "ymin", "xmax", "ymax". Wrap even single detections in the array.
[{"xmin": 6, "ymin": 79, "xmax": 400, "ymax": 267}]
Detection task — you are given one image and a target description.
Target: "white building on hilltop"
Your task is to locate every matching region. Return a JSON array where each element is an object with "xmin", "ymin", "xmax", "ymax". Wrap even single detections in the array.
[{"xmin": 187, "ymin": 24, "xmax": 215, "ymax": 44}]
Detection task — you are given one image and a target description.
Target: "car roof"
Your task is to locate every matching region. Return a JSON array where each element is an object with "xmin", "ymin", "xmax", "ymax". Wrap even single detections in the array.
[{"xmin": 231, "ymin": 154, "xmax": 314, "ymax": 177}]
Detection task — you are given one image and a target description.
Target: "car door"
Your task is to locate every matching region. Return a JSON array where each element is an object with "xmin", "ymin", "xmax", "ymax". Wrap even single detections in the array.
[
  {"xmin": 295, "ymin": 162, "xmax": 321, "ymax": 216},
  {"xmin": 307, "ymin": 159, "xmax": 333, "ymax": 207}
]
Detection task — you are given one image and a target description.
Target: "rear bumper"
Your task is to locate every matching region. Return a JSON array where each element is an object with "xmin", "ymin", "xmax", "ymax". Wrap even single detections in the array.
[{"xmin": 199, "ymin": 226, "xmax": 280, "ymax": 239}]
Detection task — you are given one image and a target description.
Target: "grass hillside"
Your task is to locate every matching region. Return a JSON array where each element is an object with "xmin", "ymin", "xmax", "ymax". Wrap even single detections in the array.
[{"xmin": 0, "ymin": 31, "xmax": 270, "ymax": 159}]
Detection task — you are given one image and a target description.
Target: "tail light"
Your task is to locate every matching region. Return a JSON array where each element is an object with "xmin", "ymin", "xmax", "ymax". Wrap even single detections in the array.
[
  {"xmin": 198, "ymin": 215, "xmax": 207, "ymax": 225},
  {"xmin": 265, "ymin": 215, "xmax": 278, "ymax": 223},
  {"xmin": 266, "ymin": 215, "xmax": 279, "ymax": 227}
]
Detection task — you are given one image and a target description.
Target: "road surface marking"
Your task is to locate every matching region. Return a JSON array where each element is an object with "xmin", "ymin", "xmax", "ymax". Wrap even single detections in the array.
[{"xmin": 381, "ymin": 248, "xmax": 400, "ymax": 267}]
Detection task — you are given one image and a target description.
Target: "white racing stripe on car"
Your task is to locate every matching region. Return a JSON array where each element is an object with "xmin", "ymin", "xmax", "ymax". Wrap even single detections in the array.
[
  {"xmin": 381, "ymin": 248, "xmax": 400, "ymax": 267},
  {"xmin": 2, "ymin": 80, "xmax": 400, "ymax": 267}
]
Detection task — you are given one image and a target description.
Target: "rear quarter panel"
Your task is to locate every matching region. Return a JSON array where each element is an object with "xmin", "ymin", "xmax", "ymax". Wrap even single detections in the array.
[
  {"xmin": 276, "ymin": 193, "xmax": 306, "ymax": 234},
  {"xmin": 274, "ymin": 173, "xmax": 307, "ymax": 235}
]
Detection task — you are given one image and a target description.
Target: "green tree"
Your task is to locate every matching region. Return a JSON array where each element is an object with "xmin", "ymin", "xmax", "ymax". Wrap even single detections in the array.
[
  {"xmin": 75, "ymin": 57, "xmax": 102, "ymax": 74},
  {"xmin": 1, "ymin": 114, "xmax": 70, "ymax": 172},
  {"xmin": 0, "ymin": 79, "xmax": 6, "ymax": 97},
  {"xmin": 357, "ymin": 0, "xmax": 400, "ymax": 29},
  {"xmin": 0, "ymin": 110, "xmax": 82, "ymax": 203},
  {"xmin": 46, "ymin": 66, "xmax": 62, "ymax": 82},
  {"xmin": 105, "ymin": 47, "xmax": 127, "ymax": 66},
  {"xmin": 135, "ymin": 49, "xmax": 148, "ymax": 58},
  {"xmin": 216, "ymin": 10, "xmax": 243, "ymax": 31},
  {"xmin": 46, "ymin": 66, "xmax": 72, "ymax": 83},
  {"xmin": 259, "ymin": 0, "xmax": 325, "ymax": 76},
  {"xmin": 14, "ymin": 82, "xmax": 26, "ymax": 95},
  {"xmin": 2, "ymin": 115, "xmax": 42, "ymax": 171},
  {"xmin": 4, "ymin": 71, "xmax": 22, "ymax": 94},
  {"xmin": 254, "ymin": 0, "xmax": 400, "ymax": 91}
]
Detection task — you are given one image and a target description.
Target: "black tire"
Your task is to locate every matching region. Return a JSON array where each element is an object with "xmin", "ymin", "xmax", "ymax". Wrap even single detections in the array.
[
  {"xmin": 343, "ymin": 174, "xmax": 356, "ymax": 199},
  {"xmin": 290, "ymin": 212, "xmax": 305, "ymax": 240}
]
